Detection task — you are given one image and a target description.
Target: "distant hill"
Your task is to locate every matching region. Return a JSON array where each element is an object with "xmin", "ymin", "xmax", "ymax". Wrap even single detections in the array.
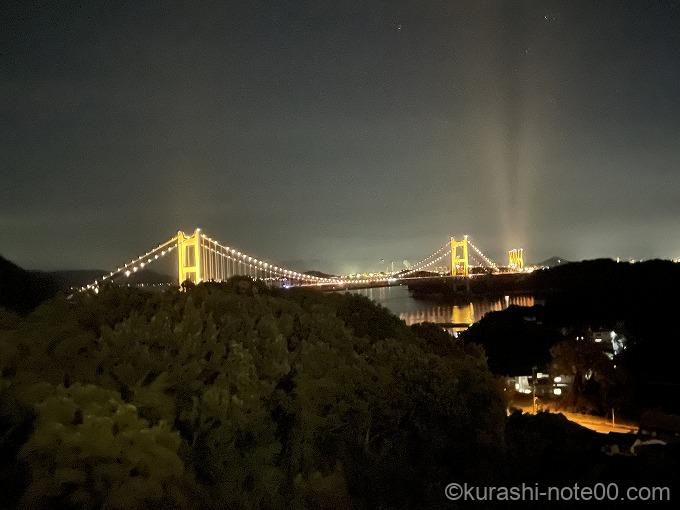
[
  {"xmin": 0, "ymin": 255, "xmax": 60, "ymax": 314},
  {"xmin": 395, "ymin": 269, "xmax": 439, "ymax": 278},
  {"xmin": 0, "ymin": 255, "xmax": 176, "ymax": 313},
  {"xmin": 40, "ymin": 269, "xmax": 105, "ymax": 288},
  {"xmin": 533, "ymin": 256, "xmax": 570, "ymax": 267},
  {"xmin": 49, "ymin": 269, "xmax": 175, "ymax": 288},
  {"xmin": 303, "ymin": 270, "xmax": 338, "ymax": 279}
]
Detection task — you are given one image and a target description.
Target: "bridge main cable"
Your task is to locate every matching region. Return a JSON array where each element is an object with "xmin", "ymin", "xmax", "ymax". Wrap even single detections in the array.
[
  {"xmin": 198, "ymin": 232, "xmax": 340, "ymax": 285},
  {"xmin": 80, "ymin": 235, "xmax": 179, "ymax": 292},
  {"xmin": 467, "ymin": 238, "xmax": 498, "ymax": 270},
  {"xmin": 398, "ymin": 241, "xmax": 451, "ymax": 278}
]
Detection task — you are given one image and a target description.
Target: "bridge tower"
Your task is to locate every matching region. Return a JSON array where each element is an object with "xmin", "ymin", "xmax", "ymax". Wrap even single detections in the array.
[
  {"xmin": 450, "ymin": 236, "xmax": 469, "ymax": 277},
  {"xmin": 508, "ymin": 248, "xmax": 524, "ymax": 270},
  {"xmin": 177, "ymin": 228, "xmax": 202, "ymax": 285}
]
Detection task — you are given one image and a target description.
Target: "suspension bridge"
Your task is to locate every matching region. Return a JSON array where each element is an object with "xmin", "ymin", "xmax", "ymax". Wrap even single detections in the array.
[{"xmin": 80, "ymin": 228, "xmax": 525, "ymax": 293}]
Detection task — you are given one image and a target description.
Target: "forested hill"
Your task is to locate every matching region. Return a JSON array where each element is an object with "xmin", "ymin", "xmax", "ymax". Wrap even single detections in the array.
[
  {"xmin": 0, "ymin": 279, "xmax": 506, "ymax": 508},
  {"xmin": 1, "ymin": 279, "xmax": 677, "ymax": 508}
]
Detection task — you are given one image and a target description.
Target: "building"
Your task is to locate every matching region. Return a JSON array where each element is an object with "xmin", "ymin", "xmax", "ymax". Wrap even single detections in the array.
[{"xmin": 508, "ymin": 372, "xmax": 573, "ymax": 397}]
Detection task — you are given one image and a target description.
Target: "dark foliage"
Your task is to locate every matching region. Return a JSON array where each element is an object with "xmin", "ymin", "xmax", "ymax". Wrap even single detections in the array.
[
  {"xmin": 0, "ymin": 279, "xmax": 505, "ymax": 509},
  {"xmin": 457, "ymin": 260, "xmax": 680, "ymax": 416},
  {"xmin": 461, "ymin": 306, "xmax": 556, "ymax": 375}
]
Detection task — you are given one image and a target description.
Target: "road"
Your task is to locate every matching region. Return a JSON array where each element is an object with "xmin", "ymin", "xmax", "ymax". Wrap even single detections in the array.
[{"xmin": 512, "ymin": 403, "xmax": 638, "ymax": 434}]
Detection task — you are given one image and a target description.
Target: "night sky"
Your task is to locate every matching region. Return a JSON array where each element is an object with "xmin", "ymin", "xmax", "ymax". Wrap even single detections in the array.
[{"xmin": 3, "ymin": 1, "xmax": 680, "ymax": 274}]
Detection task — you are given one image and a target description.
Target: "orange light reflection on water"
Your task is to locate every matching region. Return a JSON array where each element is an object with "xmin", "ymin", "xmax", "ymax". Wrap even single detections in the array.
[
  {"xmin": 342, "ymin": 286, "xmax": 535, "ymax": 331},
  {"xmin": 398, "ymin": 295, "xmax": 535, "ymax": 328}
]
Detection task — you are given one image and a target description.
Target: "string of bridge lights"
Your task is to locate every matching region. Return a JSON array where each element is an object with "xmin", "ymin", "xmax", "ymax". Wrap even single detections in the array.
[
  {"xmin": 199, "ymin": 234, "xmax": 415, "ymax": 286},
  {"xmin": 200, "ymin": 234, "xmax": 338, "ymax": 284},
  {"xmin": 80, "ymin": 236, "xmax": 178, "ymax": 292},
  {"xmin": 467, "ymin": 239, "xmax": 498, "ymax": 269},
  {"xmin": 400, "ymin": 249, "xmax": 452, "ymax": 277},
  {"xmin": 396, "ymin": 241, "xmax": 450, "ymax": 275},
  {"xmin": 468, "ymin": 253, "xmax": 484, "ymax": 267},
  {"xmin": 202, "ymin": 234, "xmax": 434, "ymax": 286}
]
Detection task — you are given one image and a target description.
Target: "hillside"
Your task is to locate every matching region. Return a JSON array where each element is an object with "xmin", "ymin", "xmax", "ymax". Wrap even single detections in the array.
[
  {"xmin": 0, "ymin": 256, "xmax": 60, "ymax": 313},
  {"xmin": 0, "ymin": 256, "xmax": 175, "ymax": 313},
  {"xmin": 0, "ymin": 281, "xmax": 506, "ymax": 508},
  {"xmin": 533, "ymin": 256, "xmax": 571, "ymax": 267}
]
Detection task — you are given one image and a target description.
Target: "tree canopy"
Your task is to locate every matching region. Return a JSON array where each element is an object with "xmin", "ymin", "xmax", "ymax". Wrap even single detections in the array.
[{"xmin": 0, "ymin": 278, "xmax": 505, "ymax": 509}]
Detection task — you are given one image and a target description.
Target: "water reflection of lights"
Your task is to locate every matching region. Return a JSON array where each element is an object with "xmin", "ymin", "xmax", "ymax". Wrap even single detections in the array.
[
  {"xmin": 398, "ymin": 295, "xmax": 535, "ymax": 328},
  {"xmin": 342, "ymin": 286, "xmax": 535, "ymax": 332}
]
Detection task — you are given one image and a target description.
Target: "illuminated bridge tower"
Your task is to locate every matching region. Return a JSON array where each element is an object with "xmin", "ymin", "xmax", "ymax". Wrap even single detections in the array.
[
  {"xmin": 450, "ymin": 236, "xmax": 469, "ymax": 277},
  {"xmin": 177, "ymin": 229, "xmax": 202, "ymax": 284},
  {"xmin": 508, "ymin": 248, "xmax": 524, "ymax": 270}
]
